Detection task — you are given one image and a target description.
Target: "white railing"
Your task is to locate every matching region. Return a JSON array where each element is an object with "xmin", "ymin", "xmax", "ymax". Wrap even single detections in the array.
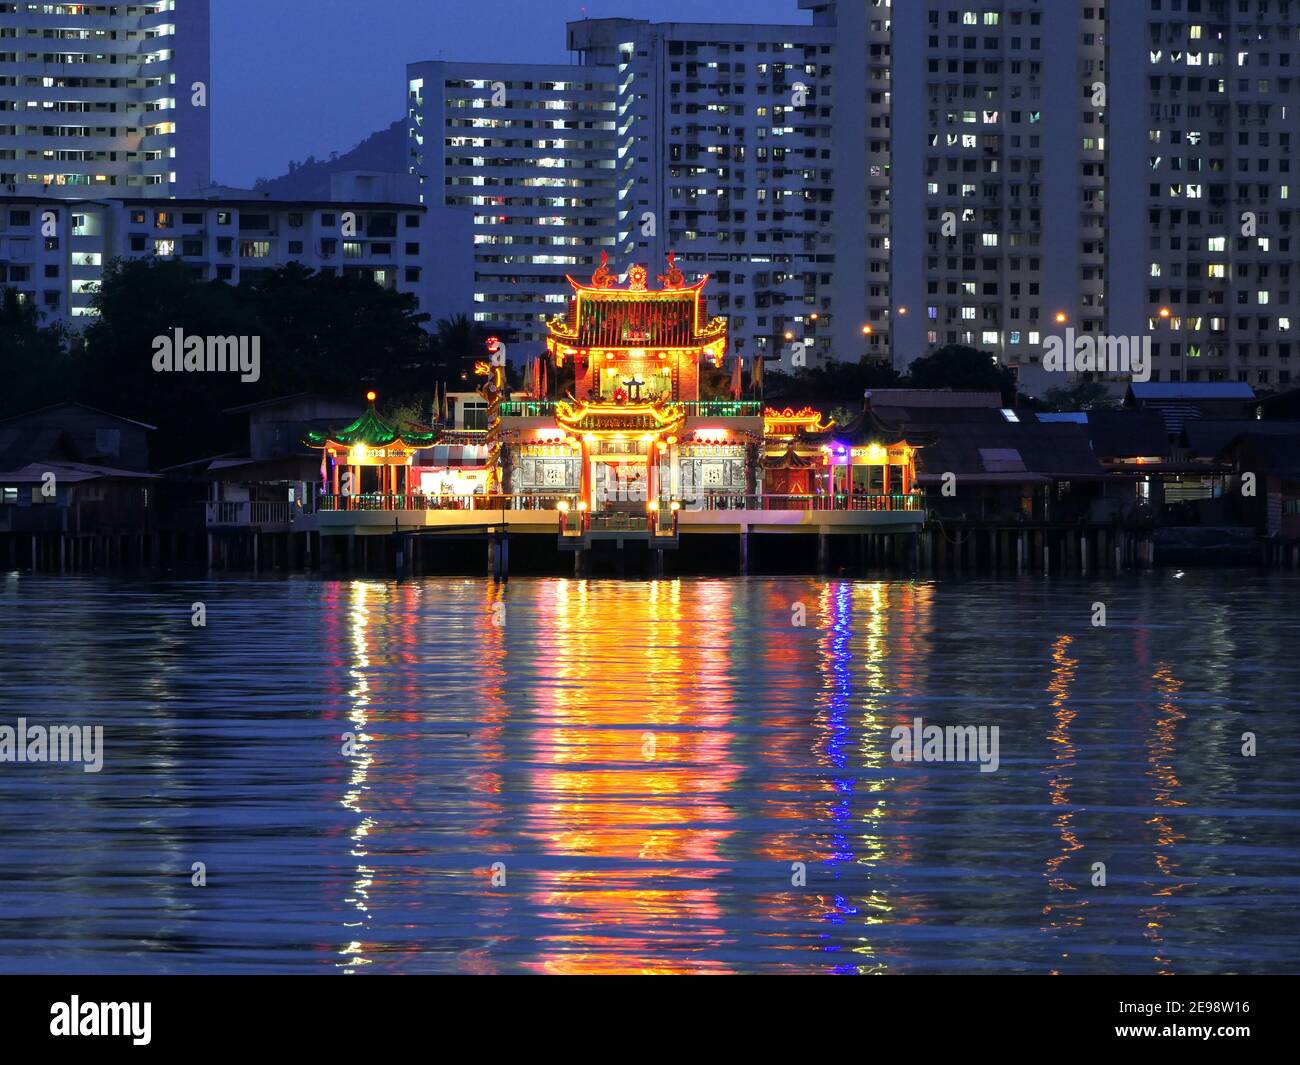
[{"xmin": 205, "ymin": 501, "xmax": 294, "ymax": 527}]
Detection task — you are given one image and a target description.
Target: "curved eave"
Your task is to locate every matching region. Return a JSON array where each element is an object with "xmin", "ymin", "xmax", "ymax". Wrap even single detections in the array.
[
  {"xmin": 305, "ymin": 433, "xmax": 439, "ymax": 451},
  {"xmin": 565, "ymin": 274, "xmax": 709, "ymax": 295}
]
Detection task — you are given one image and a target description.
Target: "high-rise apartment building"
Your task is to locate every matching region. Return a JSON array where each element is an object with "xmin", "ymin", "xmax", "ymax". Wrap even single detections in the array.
[
  {"xmin": 410, "ymin": 1, "xmax": 1300, "ymax": 392},
  {"xmin": 405, "ymin": 60, "xmax": 619, "ymax": 344},
  {"xmin": 818, "ymin": 0, "xmax": 1300, "ymax": 394},
  {"xmin": 0, "ymin": 0, "xmax": 212, "ymax": 198},
  {"xmin": 0, "ymin": 174, "xmax": 470, "ymax": 327},
  {"xmin": 567, "ymin": 18, "xmax": 846, "ymax": 364},
  {"xmin": 1109, "ymin": 0, "xmax": 1300, "ymax": 392}
]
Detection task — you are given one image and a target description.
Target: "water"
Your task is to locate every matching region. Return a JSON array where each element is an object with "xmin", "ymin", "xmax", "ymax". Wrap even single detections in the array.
[{"xmin": 0, "ymin": 571, "xmax": 1296, "ymax": 974}]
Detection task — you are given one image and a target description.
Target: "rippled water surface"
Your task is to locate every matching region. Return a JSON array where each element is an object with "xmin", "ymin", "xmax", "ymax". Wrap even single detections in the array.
[{"xmin": 0, "ymin": 571, "xmax": 1297, "ymax": 974}]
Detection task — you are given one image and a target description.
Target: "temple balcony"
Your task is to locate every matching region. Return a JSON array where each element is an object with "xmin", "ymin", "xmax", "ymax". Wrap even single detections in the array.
[
  {"xmin": 312, "ymin": 491, "xmax": 922, "ymax": 516},
  {"xmin": 498, "ymin": 400, "xmax": 762, "ymax": 420}
]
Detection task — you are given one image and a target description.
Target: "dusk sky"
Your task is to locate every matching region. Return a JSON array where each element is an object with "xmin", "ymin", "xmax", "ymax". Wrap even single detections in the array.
[{"xmin": 212, "ymin": 0, "xmax": 805, "ymax": 188}]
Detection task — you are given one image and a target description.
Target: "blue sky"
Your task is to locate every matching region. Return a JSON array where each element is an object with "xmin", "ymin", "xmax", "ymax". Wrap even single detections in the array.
[{"xmin": 212, "ymin": 0, "xmax": 806, "ymax": 187}]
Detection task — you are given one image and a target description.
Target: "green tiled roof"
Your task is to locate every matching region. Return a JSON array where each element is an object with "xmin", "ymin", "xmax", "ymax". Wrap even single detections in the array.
[{"xmin": 304, "ymin": 400, "xmax": 439, "ymax": 449}]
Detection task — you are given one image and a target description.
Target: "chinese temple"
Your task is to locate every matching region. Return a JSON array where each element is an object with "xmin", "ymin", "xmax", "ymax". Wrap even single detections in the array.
[
  {"xmin": 304, "ymin": 255, "xmax": 928, "ymax": 537},
  {"xmin": 499, "ymin": 251, "xmax": 743, "ymax": 516}
]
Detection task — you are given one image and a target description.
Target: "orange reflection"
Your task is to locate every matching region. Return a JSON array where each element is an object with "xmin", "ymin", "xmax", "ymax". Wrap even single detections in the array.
[
  {"xmin": 523, "ymin": 579, "xmax": 740, "ymax": 974},
  {"xmin": 1140, "ymin": 661, "xmax": 1189, "ymax": 974},
  {"xmin": 1041, "ymin": 633, "xmax": 1087, "ymax": 969}
]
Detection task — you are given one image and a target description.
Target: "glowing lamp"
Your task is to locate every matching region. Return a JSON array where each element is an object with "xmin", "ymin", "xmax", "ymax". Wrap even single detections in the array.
[
  {"xmin": 1159, "ymin": 307, "xmax": 1172, "ymax": 319},
  {"xmin": 898, "ymin": 306, "xmax": 908, "ymax": 315},
  {"xmin": 640, "ymin": 434, "xmax": 653, "ymax": 443},
  {"xmin": 648, "ymin": 500, "xmax": 659, "ymax": 512},
  {"xmin": 863, "ymin": 325, "xmax": 873, "ymax": 335},
  {"xmin": 666, "ymin": 435, "xmax": 678, "ymax": 445},
  {"xmin": 669, "ymin": 501, "xmax": 681, "ymax": 512},
  {"xmin": 784, "ymin": 331, "xmax": 795, "ymax": 341},
  {"xmin": 577, "ymin": 500, "xmax": 589, "ymax": 512},
  {"xmin": 1055, "ymin": 311, "xmax": 1069, "ymax": 324},
  {"xmin": 366, "ymin": 390, "xmax": 377, "ymax": 402},
  {"xmin": 557, "ymin": 501, "xmax": 570, "ymax": 513}
]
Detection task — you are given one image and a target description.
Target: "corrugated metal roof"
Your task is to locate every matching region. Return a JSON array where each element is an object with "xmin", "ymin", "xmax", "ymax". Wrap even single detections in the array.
[{"xmin": 1128, "ymin": 382, "xmax": 1256, "ymax": 401}]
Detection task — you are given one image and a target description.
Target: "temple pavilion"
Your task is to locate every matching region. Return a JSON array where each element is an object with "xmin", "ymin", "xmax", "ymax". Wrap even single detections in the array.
[
  {"xmin": 501, "ymin": 252, "xmax": 739, "ymax": 515},
  {"xmin": 304, "ymin": 391, "xmax": 438, "ymax": 506}
]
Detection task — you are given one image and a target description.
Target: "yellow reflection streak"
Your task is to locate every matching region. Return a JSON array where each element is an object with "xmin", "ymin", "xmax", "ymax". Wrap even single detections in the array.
[
  {"xmin": 1041, "ymin": 634, "xmax": 1086, "ymax": 970},
  {"xmin": 336, "ymin": 580, "xmax": 377, "ymax": 972},
  {"xmin": 1140, "ymin": 662, "xmax": 1189, "ymax": 974},
  {"xmin": 524, "ymin": 579, "xmax": 739, "ymax": 974}
]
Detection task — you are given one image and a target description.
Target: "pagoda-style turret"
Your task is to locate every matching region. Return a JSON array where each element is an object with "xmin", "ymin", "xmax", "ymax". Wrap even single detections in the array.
[
  {"xmin": 304, "ymin": 392, "xmax": 438, "ymax": 503},
  {"xmin": 546, "ymin": 252, "xmax": 727, "ymax": 404}
]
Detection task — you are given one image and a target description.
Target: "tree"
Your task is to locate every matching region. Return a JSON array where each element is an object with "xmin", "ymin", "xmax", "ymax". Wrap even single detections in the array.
[
  {"xmin": 72, "ymin": 259, "xmax": 436, "ymax": 465},
  {"xmin": 762, "ymin": 358, "xmax": 901, "ymax": 403},
  {"xmin": 0, "ymin": 289, "xmax": 74, "ymax": 418},
  {"xmin": 902, "ymin": 344, "xmax": 1018, "ymax": 405},
  {"xmin": 1042, "ymin": 380, "xmax": 1121, "ymax": 411}
]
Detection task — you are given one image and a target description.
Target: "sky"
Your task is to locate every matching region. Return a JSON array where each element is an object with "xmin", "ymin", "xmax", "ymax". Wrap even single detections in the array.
[{"xmin": 212, "ymin": 0, "xmax": 805, "ymax": 188}]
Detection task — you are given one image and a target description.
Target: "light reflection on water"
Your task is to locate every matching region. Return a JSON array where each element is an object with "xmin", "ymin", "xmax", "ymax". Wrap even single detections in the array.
[{"xmin": 0, "ymin": 571, "xmax": 1297, "ymax": 974}]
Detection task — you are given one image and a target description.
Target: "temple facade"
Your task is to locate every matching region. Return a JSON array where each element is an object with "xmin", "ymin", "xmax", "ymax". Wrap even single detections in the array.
[{"xmin": 490, "ymin": 255, "xmax": 921, "ymax": 525}]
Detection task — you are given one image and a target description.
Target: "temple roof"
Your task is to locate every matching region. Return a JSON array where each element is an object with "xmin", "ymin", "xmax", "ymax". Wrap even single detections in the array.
[
  {"xmin": 554, "ymin": 398, "xmax": 686, "ymax": 436},
  {"xmin": 303, "ymin": 396, "xmax": 438, "ymax": 450},
  {"xmin": 760, "ymin": 445, "xmax": 817, "ymax": 470},
  {"xmin": 547, "ymin": 252, "xmax": 726, "ymax": 351},
  {"xmin": 795, "ymin": 402, "xmax": 931, "ymax": 448}
]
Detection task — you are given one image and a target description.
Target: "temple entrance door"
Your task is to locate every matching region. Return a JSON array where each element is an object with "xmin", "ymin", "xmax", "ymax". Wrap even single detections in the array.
[{"xmin": 591, "ymin": 457, "xmax": 649, "ymax": 513}]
